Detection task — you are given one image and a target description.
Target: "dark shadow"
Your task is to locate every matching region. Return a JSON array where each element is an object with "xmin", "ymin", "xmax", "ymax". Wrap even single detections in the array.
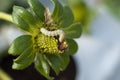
[{"xmin": 0, "ymin": 55, "xmax": 77, "ymax": 80}]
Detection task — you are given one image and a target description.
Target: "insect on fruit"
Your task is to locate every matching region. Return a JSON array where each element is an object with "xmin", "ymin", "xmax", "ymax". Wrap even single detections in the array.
[
  {"xmin": 41, "ymin": 7, "xmax": 65, "ymax": 42},
  {"xmin": 40, "ymin": 28, "xmax": 65, "ymax": 42}
]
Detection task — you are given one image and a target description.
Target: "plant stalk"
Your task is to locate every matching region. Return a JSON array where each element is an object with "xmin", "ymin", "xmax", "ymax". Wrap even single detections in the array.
[{"xmin": 0, "ymin": 12, "xmax": 13, "ymax": 23}]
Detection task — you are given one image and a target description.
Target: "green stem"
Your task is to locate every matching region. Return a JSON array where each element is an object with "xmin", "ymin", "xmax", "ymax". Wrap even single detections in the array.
[{"xmin": 0, "ymin": 12, "xmax": 13, "ymax": 23}]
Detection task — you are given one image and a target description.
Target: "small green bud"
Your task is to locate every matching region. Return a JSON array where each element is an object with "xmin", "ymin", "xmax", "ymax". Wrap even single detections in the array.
[{"xmin": 36, "ymin": 34, "xmax": 68, "ymax": 54}]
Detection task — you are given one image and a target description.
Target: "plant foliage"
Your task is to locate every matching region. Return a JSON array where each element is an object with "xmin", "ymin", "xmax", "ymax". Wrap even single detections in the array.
[{"xmin": 8, "ymin": 0, "xmax": 82, "ymax": 79}]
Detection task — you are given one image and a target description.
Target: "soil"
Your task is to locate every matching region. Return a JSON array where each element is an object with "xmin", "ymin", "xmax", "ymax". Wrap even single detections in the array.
[{"xmin": 0, "ymin": 55, "xmax": 76, "ymax": 80}]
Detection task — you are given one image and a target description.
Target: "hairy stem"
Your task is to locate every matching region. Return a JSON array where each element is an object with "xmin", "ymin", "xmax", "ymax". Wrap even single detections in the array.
[{"xmin": 0, "ymin": 12, "xmax": 13, "ymax": 23}]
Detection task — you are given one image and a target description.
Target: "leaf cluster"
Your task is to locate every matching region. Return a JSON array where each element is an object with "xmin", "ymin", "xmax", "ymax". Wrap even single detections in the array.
[{"xmin": 8, "ymin": 0, "xmax": 82, "ymax": 79}]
